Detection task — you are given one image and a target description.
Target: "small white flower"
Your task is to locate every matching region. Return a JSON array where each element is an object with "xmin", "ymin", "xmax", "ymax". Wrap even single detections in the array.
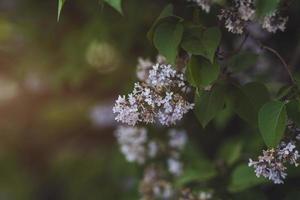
[
  {"xmin": 113, "ymin": 63, "xmax": 193, "ymax": 126},
  {"xmin": 218, "ymin": 0, "xmax": 255, "ymax": 34},
  {"xmin": 188, "ymin": 0, "xmax": 211, "ymax": 13},
  {"xmin": 148, "ymin": 141, "xmax": 158, "ymax": 158},
  {"xmin": 198, "ymin": 191, "xmax": 213, "ymax": 200},
  {"xmin": 115, "ymin": 126, "xmax": 148, "ymax": 164},
  {"xmin": 262, "ymin": 11, "xmax": 288, "ymax": 33},
  {"xmin": 168, "ymin": 129, "xmax": 187, "ymax": 150},
  {"xmin": 167, "ymin": 158, "xmax": 183, "ymax": 176},
  {"xmin": 248, "ymin": 141, "xmax": 299, "ymax": 184}
]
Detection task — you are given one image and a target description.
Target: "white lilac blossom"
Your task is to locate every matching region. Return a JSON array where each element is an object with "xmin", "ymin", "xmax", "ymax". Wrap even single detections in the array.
[
  {"xmin": 140, "ymin": 166, "xmax": 174, "ymax": 200},
  {"xmin": 113, "ymin": 64, "xmax": 194, "ymax": 126},
  {"xmin": 218, "ymin": 0, "xmax": 254, "ymax": 34},
  {"xmin": 262, "ymin": 11, "xmax": 288, "ymax": 33},
  {"xmin": 167, "ymin": 158, "xmax": 183, "ymax": 176},
  {"xmin": 168, "ymin": 129, "xmax": 188, "ymax": 150},
  {"xmin": 148, "ymin": 140, "xmax": 159, "ymax": 158},
  {"xmin": 148, "ymin": 64, "xmax": 185, "ymax": 88},
  {"xmin": 180, "ymin": 189, "xmax": 213, "ymax": 200},
  {"xmin": 115, "ymin": 126, "xmax": 148, "ymax": 164},
  {"xmin": 188, "ymin": 0, "xmax": 211, "ymax": 13},
  {"xmin": 235, "ymin": 0, "xmax": 255, "ymax": 21},
  {"xmin": 198, "ymin": 191, "xmax": 213, "ymax": 200},
  {"xmin": 218, "ymin": 9, "xmax": 245, "ymax": 34},
  {"xmin": 136, "ymin": 57, "xmax": 153, "ymax": 82},
  {"xmin": 167, "ymin": 129, "xmax": 187, "ymax": 176},
  {"xmin": 248, "ymin": 141, "xmax": 300, "ymax": 184},
  {"xmin": 136, "ymin": 55, "xmax": 167, "ymax": 82}
]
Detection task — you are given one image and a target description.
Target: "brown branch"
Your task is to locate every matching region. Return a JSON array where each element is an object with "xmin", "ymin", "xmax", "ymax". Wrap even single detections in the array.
[
  {"xmin": 261, "ymin": 45, "xmax": 295, "ymax": 84},
  {"xmin": 249, "ymin": 33, "xmax": 295, "ymax": 84}
]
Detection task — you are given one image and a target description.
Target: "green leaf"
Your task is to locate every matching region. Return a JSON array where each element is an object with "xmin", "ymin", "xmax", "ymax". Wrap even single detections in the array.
[
  {"xmin": 147, "ymin": 4, "xmax": 174, "ymax": 42},
  {"xmin": 228, "ymin": 84, "xmax": 257, "ymax": 126},
  {"xmin": 153, "ymin": 17, "xmax": 184, "ymax": 64},
  {"xmin": 276, "ymin": 85, "xmax": 294, "ymax": 100},
  {"xmin": 286, "ymin": 100, "xmax": 300, "ymax": 127},
  {"xmin": 228, "ymin": 164, "xmax": 266, "ymax": 193},
  {"xmin": 256, "ymin": 0, "xmax": 280, "ymax": 17},
  {"xmin": 181, "ymin": 27, "xmax": 221, "ymax": 63},
  {"xmin": 258, "ymin": 100, "xmax": 287, "ymax": 148},
  {"xmin": 103, "ymin": 0, "xmax": 123, "ymax": 14},
  {"xmin": 194, "ymin": 82, "xmax": 226, "ymax": 127},
  {"xmin": 242, "ymin": 82, "xmax": 270, "ymax": 112},
  {"xmin": 227, "ymin": 82, "xmax": 270, "ymax": 127},
  {"xmin": 218, "ymin": 139, "xmax": 243, "ymax": 166},
  {"xmin": 57, "ymin": 0, "xmax": 66, "ymax": 21},
  {"xmin": 186, "ymin": 56, "xmax": 220, "ymax": 88},
  {"xmin": 176, "ymin": 159, "xmax": 217, "ymax": 187},
  {"xmin": 228, "ymin": 52, "xmax": 258, "ymax": 72}
]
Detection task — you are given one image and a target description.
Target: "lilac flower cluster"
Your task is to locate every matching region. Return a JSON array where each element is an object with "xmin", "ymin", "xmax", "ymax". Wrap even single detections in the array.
[
  {"xmin": 139, "ymin": 166, "xmax": 174, "ymax": 200},
  {"xmin": 218, "ymin": 0, "xmax": 255, "ymax": 34},
  {"xmin": 188, "ymin": 0, "xmax": 212, "ymax": 13},
  {"xmin": 262, "ymin": 11, "xmax": 288, "ymax": 33},
  {"xmin": 180, "ymin": 188, "xmax": 213, "ymax": 200},
  {"xmin": 113, "ymin": 63, "xmax": 194, "ymax": 126},
  {"xmin": 136, "ymin": 55, "xmax": 166, "ymax": 82},
  {"xmin": 248, "ymin": 141, "xmax": 300, "ymax": 184},
  {"xmin": 167, "ymin": 129, "xmax": 188, "ymax": 176},
  {"xmin": 115, "ymin": 126, "xmax": 158, "ymax": 164},
  {"xmin": 218, "ymin": 0, "xmax": 288, "ymax": 34}
]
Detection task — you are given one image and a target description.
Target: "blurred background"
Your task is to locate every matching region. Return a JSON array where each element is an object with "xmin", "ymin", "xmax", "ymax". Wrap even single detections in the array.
[
  {"xmin": 1, "ymin": 0, "xmax": 300, "ymax": 199},
  {"xmin": 0, "ymin": 0, "xmax": 165, "ymax": 199}
]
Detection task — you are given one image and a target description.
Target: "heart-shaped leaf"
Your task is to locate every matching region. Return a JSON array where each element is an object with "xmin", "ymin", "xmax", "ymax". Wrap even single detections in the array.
[
  {"xmin": 194, "ymin": 83, "xmax": 226, "ymax": 127},
  {"xmin": 258, "ymin": 100, "xmax": 287, "ymax": 147},
  {"xmin": 153, "ymin": 17, "xmax": 184, "ymax": 64},
  {"xmin": 181, "ymin": 27, "xmax": 221, "ymax": 63},
  {"xmin": 186, "ymin": 56, "xmax": 219, "ymax": 88}
]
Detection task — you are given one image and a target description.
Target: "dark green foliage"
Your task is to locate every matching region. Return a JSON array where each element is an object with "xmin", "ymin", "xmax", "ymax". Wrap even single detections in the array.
[{"xmin": 258, "ymin": 101, "xmax": 287, "ymax": 147}]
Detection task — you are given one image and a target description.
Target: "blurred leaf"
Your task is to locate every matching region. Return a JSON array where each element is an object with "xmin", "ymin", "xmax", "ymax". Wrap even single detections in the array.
[
  {"xmin": 176, "ymin": 159, "xmax": 217, "ymax": 187},
  {"xmin": 256, "ymin": 0, "xmax": 280, "ymax": 17},
  {"xmin": 228, "ymin": 82, "xmax": 270, "ymax": 126},
  {"xmin": 181, "ymin": 27, "xmax": 221, "ymax": 63},
  {"xmin": 286, "ymin": 100, "xmax": 300, "ymax": 127},
  {"xmin": 57, "ymin": 0, "xmax": 66, "ymax": 21},
  {"xmin": 194, "ymin": 82, "xmax": 226, "ymax": 127},
  {"xmin": 214, "ymin": 99, "xmax": 234, "ymax": 130},
  {"xmin": 229, "ymin": 164, "xmax": 266, "ymax": 192},
  {"xmin": 276, "ymin": 85, "xmax": 294, "ymax": 100},
  {"xmin": 228, "ymin": 84, "xmax": 257, "ymax": 126},
  {"xmin": 153, "ymin": 17, "xmax": 184, "ymax": 64},
  {"xmin": 242, "ymin": 82, "xmax": 270, "ymax": 112},
  {"xmin": 258, "ymin": 100, "xmax": 287, "ymax": 148},
  {"xmin": 0, "ymin": 156, "xmax": 33, "ymax": 200},
  {"xmin": 228, "ymin": 52, "xmax": 258, "ymax": 72},
  {"xmin": 147, "ymin": 4, "xmax": 174, "ymax": 41},
  {"xmin": 218, "ymin": 139, "xmax": 243, "ymax": 166},
  {"xmin": 104, "ymin": 0, "xmax": 123, "ymax": 14},
  {"xmin": 233, "ymin": 189, "xmax": 267, "ymax": 200},
  {"xmin": 186, "ymin": 55, "xmax": 220, "ymax": 88}
]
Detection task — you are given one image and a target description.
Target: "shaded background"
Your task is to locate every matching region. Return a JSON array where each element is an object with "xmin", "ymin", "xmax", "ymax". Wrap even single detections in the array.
[{"xmin": 1, "ymin": 0, "xmax": 300, "ymax": 199}]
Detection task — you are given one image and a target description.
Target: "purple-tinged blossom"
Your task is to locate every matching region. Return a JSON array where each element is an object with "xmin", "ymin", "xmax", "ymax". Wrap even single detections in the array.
[{"xmin": 248, "ymin": 141, "xmax": 299, "ymax": 184}]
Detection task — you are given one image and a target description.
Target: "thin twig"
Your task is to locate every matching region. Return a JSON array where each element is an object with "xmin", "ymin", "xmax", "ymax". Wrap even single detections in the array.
[
  {"xmin": 249, "ymin": 34, "xmax": 296, "ymax": 84},
  {"xmin": 261, "ymin": 45, "xmax": 295, "ymax": 84}
]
